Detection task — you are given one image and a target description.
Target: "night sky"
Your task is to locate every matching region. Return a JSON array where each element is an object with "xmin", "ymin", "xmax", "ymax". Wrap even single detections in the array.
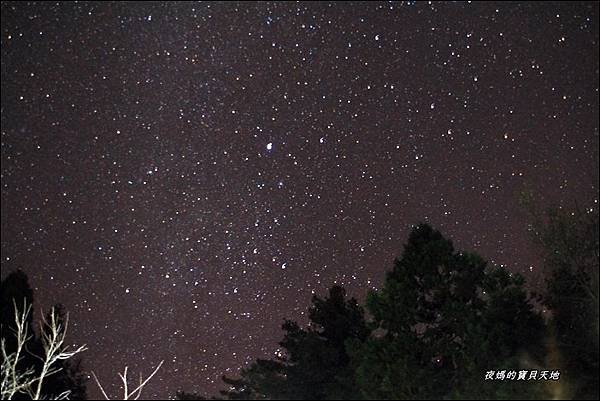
[{"xmin": 1, "ymin": 1, "xmax": 598, "ymax": 399}]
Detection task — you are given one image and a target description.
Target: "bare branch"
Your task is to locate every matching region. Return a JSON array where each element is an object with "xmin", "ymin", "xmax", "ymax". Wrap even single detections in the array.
[
  {"xmin": 91, "ymin": 371, "xmax": 110, "ymax": 400},
  {"xmin": 91, "ymin": 360, "xmax": 164, "ymax": 400},
  {"xmin": 1, "ymin": 299, "xmax": 86, "ymax": 400},
  {"xmin": 130, "ymin": 360, "xmax": 164, "ymax": 400},
  {"xmin": 33, "ymin": 307, "xmax": 87, "ymax": 400}
]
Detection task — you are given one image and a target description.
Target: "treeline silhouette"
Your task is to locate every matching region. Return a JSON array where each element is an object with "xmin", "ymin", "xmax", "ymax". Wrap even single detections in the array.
[
  {"xmin": 1, "ymin": 206, "xmax": 598, "ymax": 399},
  {"xmin": 176, "ymin": 211, "xmax": 598, "ymax": 400}
]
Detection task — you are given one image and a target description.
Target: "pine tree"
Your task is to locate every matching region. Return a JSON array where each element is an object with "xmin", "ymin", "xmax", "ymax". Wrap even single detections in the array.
[
  {"xmin": 350, "ymin": 224, "xmax": 545, "ymax": 399},
  {"xmin": 219, "ymin": 285, "xmax": 369, "ymax": 400}
]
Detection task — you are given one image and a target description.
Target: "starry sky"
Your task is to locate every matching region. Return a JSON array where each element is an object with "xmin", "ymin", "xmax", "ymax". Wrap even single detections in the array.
[{"xmin": 1, "ymin": 1, "xmax": 598, "ymax": 399}]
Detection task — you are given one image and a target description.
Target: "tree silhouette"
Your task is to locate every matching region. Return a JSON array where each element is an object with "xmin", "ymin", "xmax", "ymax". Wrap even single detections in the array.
[
  {"xmin": 350, "ymin": 224, "xmax": 545, "ymax": 399},
  {"xmin": 178, "ymin": 223, "xmax": 573, "ymax": 399},
  {"xmin": 534, "ymin": 208, "xmax": 599, "ymax": 399},
  {"xmin": 219, "ymin": 285, "xmax": 369, "ymax": 400}
]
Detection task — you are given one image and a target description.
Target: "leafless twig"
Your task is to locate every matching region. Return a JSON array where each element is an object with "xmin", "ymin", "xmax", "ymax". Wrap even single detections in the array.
[
  {"xmin": 91, "ymin": 360, "xmax": 164, "ymax": 400},
  {"xmin": 0, "ymin": 299, "xmax": 87, "ymax": 400}
]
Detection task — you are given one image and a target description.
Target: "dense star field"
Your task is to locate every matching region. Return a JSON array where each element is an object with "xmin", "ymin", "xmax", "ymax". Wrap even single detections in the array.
[{"xmin": 1, "ymin": 1, "xmax": 598, "ymax": 399}]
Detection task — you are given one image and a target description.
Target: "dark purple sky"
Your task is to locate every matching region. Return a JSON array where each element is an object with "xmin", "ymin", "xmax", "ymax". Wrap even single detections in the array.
[{"xmin": 1, "ymin": 1, "xmax": 598, "ymax": 399}]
